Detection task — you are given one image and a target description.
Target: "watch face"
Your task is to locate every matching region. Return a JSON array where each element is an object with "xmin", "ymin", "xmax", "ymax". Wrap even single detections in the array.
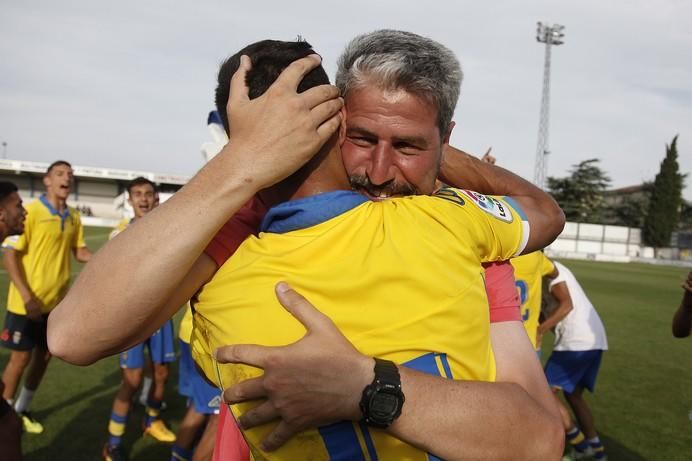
[{"xmin": 371, "ymin": 392, "xmax": 400, "ymax": 419}]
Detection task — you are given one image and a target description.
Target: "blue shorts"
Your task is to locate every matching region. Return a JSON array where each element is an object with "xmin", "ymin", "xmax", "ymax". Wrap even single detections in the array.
[
  {"xmin": 119, "ymin": 320, "xmax": 176, "ymax": 368},
  {"xmin": 178, "ymin": 340, "xmax": 221, "ymax": 415},
  {"xmin": 544, "ymin": 350, "xmax": 603, "ymax": 394}
]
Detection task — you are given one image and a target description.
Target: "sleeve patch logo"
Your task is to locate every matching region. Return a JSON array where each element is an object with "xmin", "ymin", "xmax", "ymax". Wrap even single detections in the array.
[
  {"xmin": 434, "ymin": 187, "xmax": 466, "ymax": 206},
  {"xmin": 459, "ymin": 190, "xmax": 513, "ymax": 223}
]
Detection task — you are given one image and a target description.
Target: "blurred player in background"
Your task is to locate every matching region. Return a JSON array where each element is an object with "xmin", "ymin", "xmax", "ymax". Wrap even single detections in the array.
[
  {"xmin": 479, "ymin": 150, "xmax": 558, "ymax": 351},
  {"xmin": 672, "ymin": 271, "xmax": 692, "ymax": 338},
  {"xmin": 512, "ymin": 252, "xmax": 558, "ymax": 350},
  {"xmin": 171, "ymin": 305, "xmax": 221, "ymax": 461},
  {"xmin": 103, "ymin": 177, "xmax": 177, "ymax": 461},
  {"xmin": 0, "ymin": 182, "xmax": 27, "ymax": 461},
  {"xmin": 1, "ymin": 161, "xmax": 91, "ymax": 434},
  {"xmin": 541, "ymin": 261, "xmax": 608, "ymax": 460}
]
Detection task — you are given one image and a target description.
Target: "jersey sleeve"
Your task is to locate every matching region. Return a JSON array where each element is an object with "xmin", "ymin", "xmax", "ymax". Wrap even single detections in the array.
[
  {"xmin": 437, "ymin": 188, "xmax": 530, "ymax": 262},
  {"xmin": 2, "ymin": 234, "xmax": 25, "ymax": 252},
  {"xmin": 73, "ymin": 212, "xmax": 86, "ymax": 248},
  {"xmin": 483, "ymin": 261, "xmax": 522, "ymax": 323},
  {"xmin": 539, "ymin": 252, "xmax": 556, "ymax": 277},
  {"xmin": 204, "ymin": 197, "xmax": 266, "ymax": 267}
]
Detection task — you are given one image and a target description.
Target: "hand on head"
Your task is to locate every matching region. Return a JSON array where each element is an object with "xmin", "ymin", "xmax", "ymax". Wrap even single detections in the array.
[{"xmin": 224, "ymin": 55, "xmax": 343, "ymax": 190}]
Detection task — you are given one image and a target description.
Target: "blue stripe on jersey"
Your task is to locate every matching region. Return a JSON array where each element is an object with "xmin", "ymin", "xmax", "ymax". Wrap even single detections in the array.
[
  {"xmin": 318, "ymin": 421, "xmax": 367, "ymax": 461},
  {"xmin": 437, "ymin": 353, "xmax": 454, "ymax": 379},
  {"xmin": 358, "ymin": 421, "xmax": 379, "ymax": 461},
  {"xmin": 261, "ymin": 191, "xmax": 368, "ymax": 234},
  {"xmin": 502, "ymin": 196, "xmax": 528, "ymax": 221},
  {"xmin": 403, "ymin": 352, "xmax": 441, "ymax": 376}
]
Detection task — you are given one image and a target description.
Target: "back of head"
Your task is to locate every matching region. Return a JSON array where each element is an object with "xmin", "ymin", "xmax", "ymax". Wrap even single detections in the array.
[
  {"xmin": 336, "ymin": 29, "xmax": 462, "ymax": 136},
  {"xmin": 215, "ymin": 39, "xmax": 330, "ymax": 134}
]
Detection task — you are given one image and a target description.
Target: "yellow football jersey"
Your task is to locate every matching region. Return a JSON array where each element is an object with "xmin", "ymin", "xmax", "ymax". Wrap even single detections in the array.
[
  {"xmin": 191, "ymin": 188, "xmax": 529, "ymax": 461},
  {"xmin": 3, "ymin": 196, "xmax": 86, "ymax": 314},
  {"xmin": 109, "ymin": 217, "xmax": 131, "ymax": 240},
  {"xmin": 178, "ymin": 303, "xmax": 194, "ymax": 344},
  {"xmin": 510, "ymin": 251, "xmax": 556, "ymax": 349}
]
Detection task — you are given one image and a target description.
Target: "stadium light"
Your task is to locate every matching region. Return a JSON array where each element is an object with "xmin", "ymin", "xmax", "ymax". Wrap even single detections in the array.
[{"xmin": 533, "ymin": 22, "xmax": 566, "ymax": 189}]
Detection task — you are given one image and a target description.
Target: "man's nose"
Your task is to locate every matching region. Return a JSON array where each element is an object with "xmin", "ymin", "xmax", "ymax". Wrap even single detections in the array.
[{"xmin": 367, "ymin": 144, "xmax": 396, "ymax": 186}]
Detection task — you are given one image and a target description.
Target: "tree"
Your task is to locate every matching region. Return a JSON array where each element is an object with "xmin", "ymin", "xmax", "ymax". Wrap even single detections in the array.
[
  {"xmin": 604, "ymin": 182, "xmax": 653, "ymax": 228},
  {"xmin": 547, "ymin": 158, "xmax": 611, "ymax": 223},
  {"xmin": 643, "ymin": 136, "xmax": 686, "ymax": 250}
]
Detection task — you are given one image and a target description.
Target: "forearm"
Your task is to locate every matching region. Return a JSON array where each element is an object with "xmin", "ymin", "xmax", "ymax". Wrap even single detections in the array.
[
  {"xmin": 538, "ymin": 302, "xmax": 571, "ymax": 334},
  {"xmin": 3, "ymin": 250, "xmax": 32, "ymax": 301},
  {"xmin": 48, "ymin": 147, "xmax": 255, "ymax": 364},
  {"xmin": 672, "ymin": 291, "xmax": 692, "ymax": 338},
  {"xmin": 389, "ymin": 369, "xmax": 563, "ymax": 460},
  {"xmin": 440, "ymin": 146, "xmax": 530, "ymax": 195}
]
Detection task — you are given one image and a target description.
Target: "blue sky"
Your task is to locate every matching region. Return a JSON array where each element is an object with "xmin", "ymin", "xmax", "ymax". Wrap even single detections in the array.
[{"xmin": 1, "ymin": 0, "xmax": 690, "ymax": 198}]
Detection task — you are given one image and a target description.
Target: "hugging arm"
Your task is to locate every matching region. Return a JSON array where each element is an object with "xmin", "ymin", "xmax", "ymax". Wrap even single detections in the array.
[{"xmin": 47, "ymin": 55, "xmax": 343, "ymax": 365}]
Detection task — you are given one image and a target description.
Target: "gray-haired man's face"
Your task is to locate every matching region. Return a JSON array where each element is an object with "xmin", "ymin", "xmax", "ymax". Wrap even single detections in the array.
[{"xmin": 340, "ymin": 85, "xmax": 449, "ymax": 200}]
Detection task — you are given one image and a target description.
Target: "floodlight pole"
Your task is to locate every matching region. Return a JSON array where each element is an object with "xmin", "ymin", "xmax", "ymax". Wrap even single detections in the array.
[{"xmin": 534, "ymin": 22, "xmax": 565, "ymax": 189}]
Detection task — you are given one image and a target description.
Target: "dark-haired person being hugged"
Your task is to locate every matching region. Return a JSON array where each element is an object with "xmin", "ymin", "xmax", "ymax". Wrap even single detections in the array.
[
  {"xmin": 103, "ymin": 177, "xmax": 177, "ymax": 461},
  {"xmin": 0, "ymin": 181, "xmax": 27, "ymax": 461},
  {"xmin": 1, "ymin": 162, "xmax": 91, "ymax": 435}
]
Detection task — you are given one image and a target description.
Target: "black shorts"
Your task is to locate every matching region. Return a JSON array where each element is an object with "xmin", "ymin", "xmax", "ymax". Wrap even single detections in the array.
[
  {"xmin": 0, "ymin": 398, "xmax": 13, "ymax": 418},
  {"xmin": 0, "ymin": 311, "xmax": 49, "ymax": 351}
]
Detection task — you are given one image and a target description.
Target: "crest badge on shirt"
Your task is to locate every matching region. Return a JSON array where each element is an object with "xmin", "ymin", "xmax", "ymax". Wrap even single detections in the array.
[{"xmin": 460, "ymin": 190, "xmax": 514, "ymax": 223}]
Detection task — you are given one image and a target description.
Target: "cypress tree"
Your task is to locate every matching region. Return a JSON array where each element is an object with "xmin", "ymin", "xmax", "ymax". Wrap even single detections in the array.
[{"xmin": 643, "ymin": 135, "xmax": 685, "ymax": 250}]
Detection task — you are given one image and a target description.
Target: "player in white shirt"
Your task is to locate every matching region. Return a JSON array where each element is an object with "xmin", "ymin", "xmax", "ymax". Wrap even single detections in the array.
[{"xmin": 540, "ymin": 261, "xmax": 608, "ymax": 460}]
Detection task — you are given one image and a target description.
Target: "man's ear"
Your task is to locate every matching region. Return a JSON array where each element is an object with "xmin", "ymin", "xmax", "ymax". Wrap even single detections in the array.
[
  {"xmin": 338, "ymin": 105, "xmax": 347, "ymax": 146},
  {"xmin": 442, "ymin": 121, "xmax": 455, "ymax": 145},
  {"xmin": 43, "ymin": 175, "xmax": 50, "ymax": 189}
]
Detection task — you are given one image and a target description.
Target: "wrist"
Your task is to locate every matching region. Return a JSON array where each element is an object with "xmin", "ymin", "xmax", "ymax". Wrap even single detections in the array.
[
  {"xmin": 359, "ymin": 358, "xmax": 405, "ymax": 428},
  {"xmin": 348, "ymin": 355, "xmax": 375, "ymax": 420}
]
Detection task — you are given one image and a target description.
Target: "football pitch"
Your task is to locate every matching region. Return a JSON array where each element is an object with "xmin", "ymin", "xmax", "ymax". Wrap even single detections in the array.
[{"xmin": 0, "ymin": 227, "xmax": 690, "ymax": 460}]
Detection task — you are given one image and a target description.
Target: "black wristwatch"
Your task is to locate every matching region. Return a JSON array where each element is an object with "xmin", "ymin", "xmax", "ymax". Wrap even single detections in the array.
[{"xmin": 359, "ymin": 358, "xmax": 405, "ymax": 428}]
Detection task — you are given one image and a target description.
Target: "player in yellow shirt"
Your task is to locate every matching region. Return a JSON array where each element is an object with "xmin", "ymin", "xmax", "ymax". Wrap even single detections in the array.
[
  {"xmin": 510, "ymin": 251, "xmax": 557, "ymax": 349},
  {"xmin": 194, "ymin": 188, "xmax": 529, "ymax": 461},
  {"xmin": 1, "ymin": 161, "xmax": 91, "ymax": 434},
  {"xmin": 103, "ymin": 177, "xmax": 177, "ymax": 461}
]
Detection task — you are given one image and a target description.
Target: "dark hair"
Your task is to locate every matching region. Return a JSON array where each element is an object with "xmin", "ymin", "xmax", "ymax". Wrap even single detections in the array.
[
  {"xmin": 0, "ymin": 181, "xmax": 18, "ymax": 203},
  {"xmin": 127, "ymin": 177, "xmax": 157, "ymax": 195},
  {"xmin": 215, "ymin": 39, "xmax": 329, "ymax": 134},
  {"xmin": 46, "ymin": 160, "xmax": 72, "ymax": 174}
]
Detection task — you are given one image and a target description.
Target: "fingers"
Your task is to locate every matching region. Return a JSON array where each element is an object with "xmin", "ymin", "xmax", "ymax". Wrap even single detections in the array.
[
  {"xmin": 275, "ymin": 282, "xmax": 334, "ymax": 332},
  {"xmin": 261, "ymin": 420, "xmax": 298, "ymax": 452},
  {"xmin": 223, "ymin": 376, "xmax": 266, "ymax": 404},
  {"xmin": 228, "ymin": 54, "xmax": 252, "ymax": 106},
  {"xmin": 310, "ymin": 97, "xmax": 343, "ymax": 128},
  {"xmin": 214, "ymin": 343, "xmax": 272, "ymax": 367},
  {"xmin": 237, "ymin": 400, "xmax": 279, "ymax": 430},
  {"xmin": 274, "ymin": 54, "xmax": 323, "ymax": 92},
  {"xmin": 300, "ymin": 84, "xmax": 341, "ymax": 110}
]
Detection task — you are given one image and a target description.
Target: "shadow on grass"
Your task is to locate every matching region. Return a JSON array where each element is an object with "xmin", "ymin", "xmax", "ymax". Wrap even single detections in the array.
[
  {"xmin": 32, "ymin": 367, "xmax": 121, "ymax": 418},
  {"xmin": 601, "ymin": 432, "xmax": 647, "ymax": 461}
]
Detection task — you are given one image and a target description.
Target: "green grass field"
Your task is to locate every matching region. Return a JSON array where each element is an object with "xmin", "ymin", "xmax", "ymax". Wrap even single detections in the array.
[{"xmin": 1, "ymin": 227, "xmax": 690, "ymax": 460}]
